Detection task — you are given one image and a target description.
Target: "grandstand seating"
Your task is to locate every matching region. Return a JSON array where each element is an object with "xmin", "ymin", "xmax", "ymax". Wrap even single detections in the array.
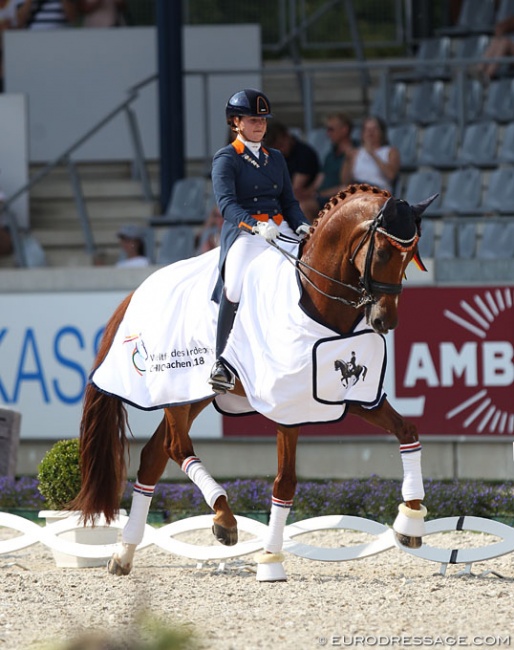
[{"xmin": 365, "ymin": 2, "xmax": 514, "ymax": 264}]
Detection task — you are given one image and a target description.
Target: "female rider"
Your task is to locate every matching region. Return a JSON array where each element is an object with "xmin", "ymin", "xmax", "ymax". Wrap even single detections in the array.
[{"xmin": 209, "ymin": 88, "xmax": 310, "ymax": 394}]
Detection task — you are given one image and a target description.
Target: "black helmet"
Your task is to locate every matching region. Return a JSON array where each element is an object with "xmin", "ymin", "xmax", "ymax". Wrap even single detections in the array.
[{"xmin": 225, "ymin": 88, "xmax": 273, "ymax": 125}]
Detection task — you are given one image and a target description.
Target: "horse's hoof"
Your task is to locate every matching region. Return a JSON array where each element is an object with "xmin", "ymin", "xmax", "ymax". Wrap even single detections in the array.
[
  {"xmin": 107, "ymin": 557, "xmax": 132, "ymax": 576},
  {"xmin": 395, "ymin": 531, "xmax": 422, "ymax": 549},
  {"xmin": 212, "ymin": 523, "xmax": 238, "ymax": 546}
]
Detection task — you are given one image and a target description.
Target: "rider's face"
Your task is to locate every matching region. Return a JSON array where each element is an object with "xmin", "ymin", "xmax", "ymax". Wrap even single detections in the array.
[{"xmin": 235, "ymin": 116, "xmax": 268, "ymax": 143}]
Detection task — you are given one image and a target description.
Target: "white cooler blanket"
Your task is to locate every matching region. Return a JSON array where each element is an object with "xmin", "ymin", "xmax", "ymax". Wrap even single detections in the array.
[{"xmin": 91, "ymin": 245, "xmax": 387, "ymax": 426}]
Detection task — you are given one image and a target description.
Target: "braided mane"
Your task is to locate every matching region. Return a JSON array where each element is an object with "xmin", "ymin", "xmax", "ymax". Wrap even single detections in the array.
[{"xmin": 315, "ymin": 184, "xmax": 391, "ymax": 226}]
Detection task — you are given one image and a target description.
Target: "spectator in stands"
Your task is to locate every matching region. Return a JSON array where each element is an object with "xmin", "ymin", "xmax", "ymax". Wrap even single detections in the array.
[
  {"xmin": 316, "ymin": 111, "xmax": 354, "ymax": 208},
  {"xmin": 0, "ymin": 0, "xmax": 17, "ymax": 92},
  {"xmin": 478, "ymin": 12, "xmax": 514, "ymax": 80},
  {"xmin": 16, "ymin": 0, "xmax": 78, "ymax": 29},
  {"xmin": 116, "ymin": 224, "xmax": 150, "ymax": 268},
  {"xmin": 265, "ymin": 121, "xmax": 321, "ymax": 222},
  {"xmin": 340, "ymin": 115, "xmax": 400, "ymax": 194},
  {"xmin": 78, "ymin": 0, "xmax": 128, "ymax": 27},
  {"xmin": 196, "ymin": 204, "xmax": 223, "ymax": 254}
]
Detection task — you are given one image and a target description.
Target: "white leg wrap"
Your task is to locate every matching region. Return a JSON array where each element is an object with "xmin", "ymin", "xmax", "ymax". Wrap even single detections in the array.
[
  {"xmin": 182, "ymin": 456, "xmax": 227, "ymax": 510},
  {"xmin": 122, "ymin": 480, "xmax": 154, "ymax": 545},
  {"xmin": 263, "ymin": 498, "xmax": 292, "ymax": 554},
  {"xmin": 399, "ymin": 443, "xmax": 425, "ymax": 502}
]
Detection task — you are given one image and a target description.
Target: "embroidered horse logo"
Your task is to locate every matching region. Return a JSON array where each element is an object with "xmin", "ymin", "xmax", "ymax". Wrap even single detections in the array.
[{"xmin": 334, "ymin": 351, "xmax": 368, "ymax": 388}]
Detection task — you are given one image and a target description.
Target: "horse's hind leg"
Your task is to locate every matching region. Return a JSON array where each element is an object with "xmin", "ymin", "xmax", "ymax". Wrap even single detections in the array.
[
  {"xmin": 163, "ymin": 403, "xmax": 238, "ymax": 547},
  {"xmin": 108, "ymin": 417, "xmax": 170, "ymax": 576},
  {"xmin": 256, "ymin": 425, "xmax": 299, "ymax": 582}
]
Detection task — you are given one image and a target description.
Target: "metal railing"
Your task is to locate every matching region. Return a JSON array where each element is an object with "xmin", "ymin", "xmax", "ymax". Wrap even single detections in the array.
[
  {"xmin": 189, "ymin": 53, "xmax": 514, "ymax": 164},
  {"xmin": 0, "ymin": 76, "xmax": 156, "ymax": 267},
  {"xmin": 3, "ymin": 50, "xmax": 513, "ymax": 267}
]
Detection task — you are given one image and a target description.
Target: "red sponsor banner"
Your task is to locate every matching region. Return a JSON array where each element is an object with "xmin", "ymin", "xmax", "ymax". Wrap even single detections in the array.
[{"xmin": 223, "ymin": 286, "xmax": 514, "ymax": 437}]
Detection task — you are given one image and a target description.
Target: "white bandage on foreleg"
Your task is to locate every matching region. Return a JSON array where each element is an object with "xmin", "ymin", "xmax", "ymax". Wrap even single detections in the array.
[
  {"xmin": 122, "ymin": 480, "xmax": 155, "ymax": 545},
  {"xmin": 263, "ymin": 497, "xmax": 293, "ymax": 554},
  {"xmin": 399, "ymin": 442, "xmax": 425, "ymax": 502},
  {"xmin": 182, "ymin": 456, "xmax": 227, "ymax": 510}
]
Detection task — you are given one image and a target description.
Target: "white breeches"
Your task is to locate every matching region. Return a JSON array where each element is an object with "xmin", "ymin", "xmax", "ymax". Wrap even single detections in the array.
[{"xmin": 224, "ymin": 221, "xmax": 297, "ymax": 303}]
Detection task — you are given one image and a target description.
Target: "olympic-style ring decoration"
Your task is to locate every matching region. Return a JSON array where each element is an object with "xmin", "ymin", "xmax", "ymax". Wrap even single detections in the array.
[{"xmin": 1, "ymin": 512, "xmax": 514, "ymax": 575}]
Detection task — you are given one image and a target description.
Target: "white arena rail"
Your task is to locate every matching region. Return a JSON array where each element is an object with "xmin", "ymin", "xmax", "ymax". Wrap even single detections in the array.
[{"xmin": 1, "ymin": 512, "xmax": 513, "ymax": 576}]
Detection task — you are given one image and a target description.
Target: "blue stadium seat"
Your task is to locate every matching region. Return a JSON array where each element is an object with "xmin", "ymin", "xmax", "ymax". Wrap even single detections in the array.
[
  {"xmin": 417, "ymin": 122, "xmax": 459, "ymax": 169},
  {"xmin": 439, "ymin": 167, "xmax": 482, "ymax": 215},
  {"xmin": 480, "ymin": 167, "xmax": 514, "ymax": 214},
  {"xmin": 394, "ymin": 37, "xmax": 451, "ymax": 82},
  {"xmin": 482, "ymin": 78, "xmax": 514, "ymax": 123},
  {"xmin": 402, "ymin": 170, "xmax": 443, "ymax": 216},
  {"xmin": 407, "ymin": 80, "xmax": 446, "ymax": 125},
  {"xmin": 458, "ymin": 121, "xmax": 499, "ymax": 168},
  {"xmin": 388, "ymin": 123, "xmax": 419, "ymax": 171},
  {"xmin": 477, "ymin": 220, "xmax": 514, "ymax": 259}
]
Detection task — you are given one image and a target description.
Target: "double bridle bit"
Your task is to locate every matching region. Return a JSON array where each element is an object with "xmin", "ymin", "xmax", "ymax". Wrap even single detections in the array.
[{"xmin": 273, "ymin": 208, "xmax": 418, "ymax": 309}]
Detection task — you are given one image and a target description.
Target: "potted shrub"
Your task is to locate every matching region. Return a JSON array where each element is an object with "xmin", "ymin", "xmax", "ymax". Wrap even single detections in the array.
[{"xmin": 37, "ymin": 438, "xmax": 123, "ymax": 568}]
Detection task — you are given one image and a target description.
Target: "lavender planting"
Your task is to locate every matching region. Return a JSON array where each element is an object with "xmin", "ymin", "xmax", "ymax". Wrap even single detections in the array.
[{"xmin": 1, "ymin": 476, "xmax": 514, "ymax": 524}]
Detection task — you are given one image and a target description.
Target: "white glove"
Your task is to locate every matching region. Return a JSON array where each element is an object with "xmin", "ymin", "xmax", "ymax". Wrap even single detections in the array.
[
  {"xmin": 296, "ymin": 224, "xmax": 311, "ymax": 236},
  {"xmin": 252, "ymin": 220, "xmax": 279, "ymax": 242}
]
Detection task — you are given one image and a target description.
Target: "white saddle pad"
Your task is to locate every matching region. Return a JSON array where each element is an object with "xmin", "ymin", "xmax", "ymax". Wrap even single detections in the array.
[{"xmin": 91, "ymin": 244, "xmax": 387, "ymax": 426}]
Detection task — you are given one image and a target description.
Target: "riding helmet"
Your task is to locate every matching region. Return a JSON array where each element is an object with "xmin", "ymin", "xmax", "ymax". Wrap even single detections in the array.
[{"xmin": 225, "ymin": 88, "xmax": 273, "ymax": 125}]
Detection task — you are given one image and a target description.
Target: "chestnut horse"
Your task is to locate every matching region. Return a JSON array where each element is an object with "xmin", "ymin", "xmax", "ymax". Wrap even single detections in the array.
[{"xmin": 72, "ymin": 184, "xmax": 435, "ymax": 582}]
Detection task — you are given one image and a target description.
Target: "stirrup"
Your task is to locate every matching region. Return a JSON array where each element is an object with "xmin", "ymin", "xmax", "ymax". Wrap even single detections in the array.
[{"xmin": 208, "ymin": 361, "xmax": 235, "ymax": 394}]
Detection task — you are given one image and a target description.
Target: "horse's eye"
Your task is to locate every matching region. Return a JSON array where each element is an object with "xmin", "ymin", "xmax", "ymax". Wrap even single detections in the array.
[{"xmin": 376, "ymin": 247, "xmax": 390, "ymax": 263}]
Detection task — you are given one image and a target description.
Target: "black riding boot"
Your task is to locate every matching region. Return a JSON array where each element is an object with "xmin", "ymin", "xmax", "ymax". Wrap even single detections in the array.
[{"xmin": 209, "ymin": 294, "xmax": 239, "ymax": 394}]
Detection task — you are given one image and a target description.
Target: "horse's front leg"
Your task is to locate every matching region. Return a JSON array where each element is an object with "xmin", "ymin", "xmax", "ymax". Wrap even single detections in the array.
[
  {"xmin": 256, "ymin": 425, "xmax": 299, "ymax": 582},
  {"xmin": 348, "ymin": 399, "xmax": 426, "ymax": 548}
]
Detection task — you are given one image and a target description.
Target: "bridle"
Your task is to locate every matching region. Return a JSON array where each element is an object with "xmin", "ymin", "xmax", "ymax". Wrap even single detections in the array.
[{"xmin": 273, "ymin": 205, "xmax": 419, "ymax": 310}]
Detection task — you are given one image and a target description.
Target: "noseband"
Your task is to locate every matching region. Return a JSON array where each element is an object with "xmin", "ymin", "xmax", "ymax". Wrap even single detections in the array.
[{"xmin": 273, "ymin": 205, "xmax": 419, "ymax": 309}]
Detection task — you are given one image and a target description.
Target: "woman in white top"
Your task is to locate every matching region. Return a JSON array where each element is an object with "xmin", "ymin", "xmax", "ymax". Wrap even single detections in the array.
[{"xmin": 341, "ymin": 115, "xmax": 400, "ymax": 194}]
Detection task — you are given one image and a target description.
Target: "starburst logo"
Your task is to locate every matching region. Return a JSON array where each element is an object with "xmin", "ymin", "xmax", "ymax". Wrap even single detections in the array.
[{"xmin": 443, "ymin": 288, "xmax": 513, "ymax": 434}]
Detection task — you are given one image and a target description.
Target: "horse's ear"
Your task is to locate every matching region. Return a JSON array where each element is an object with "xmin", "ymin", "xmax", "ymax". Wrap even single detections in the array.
[{"xmin": 411, "ymin": 194, "xmax": 439, "ymax": 219}]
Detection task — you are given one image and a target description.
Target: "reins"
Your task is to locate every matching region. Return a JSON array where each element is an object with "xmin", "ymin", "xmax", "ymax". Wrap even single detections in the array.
[
  {"xmin": 271, "ymin": 237, "xmax": 371, "ymax": 308},
  {"xmin": 272, "ymin": 203, "xmax": 419, "ymax": 309}
]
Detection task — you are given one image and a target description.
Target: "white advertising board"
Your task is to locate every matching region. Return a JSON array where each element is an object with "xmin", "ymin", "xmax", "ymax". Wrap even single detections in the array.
[{"xmin": 0, "ymin": 291, "xmax": 221, "ymax": 440}]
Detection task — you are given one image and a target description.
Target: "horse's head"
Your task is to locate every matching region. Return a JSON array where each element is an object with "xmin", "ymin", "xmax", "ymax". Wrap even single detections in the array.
[
  {"xmin": 349, "ymin": 189, "xmax": 437, "ymax": 333},
  {"xmin": 300, "ymin": 185, "xmax": 437, "ymax": 335}
]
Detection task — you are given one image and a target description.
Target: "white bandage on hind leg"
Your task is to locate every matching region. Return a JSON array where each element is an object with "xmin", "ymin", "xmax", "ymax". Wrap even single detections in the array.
[
  {"xmin": 122, "ymin": 480, "xmax": 155, "ymax": 545},
  {"xmin": 400, "ymin": 442, "xmax": 425, "ymax": 502},
  {"xmin": 182, "ymin": 456, "xmax": 227, "ymax": 510},
  {"xmin": 263, "ymin": 497, "xmax": 293, "ymax": 554}
]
